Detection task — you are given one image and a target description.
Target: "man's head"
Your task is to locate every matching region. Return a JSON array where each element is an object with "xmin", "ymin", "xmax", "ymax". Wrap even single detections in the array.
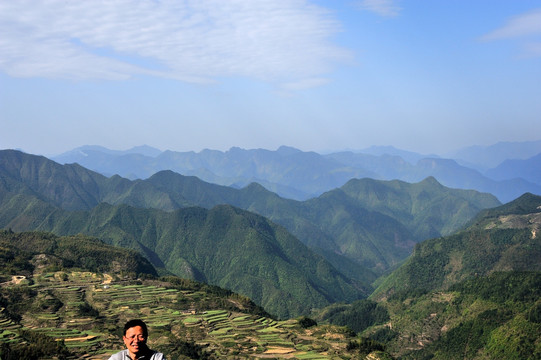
[{"xmin": 123, "ymin": 319, "xmax": 149, "ymax": 356}]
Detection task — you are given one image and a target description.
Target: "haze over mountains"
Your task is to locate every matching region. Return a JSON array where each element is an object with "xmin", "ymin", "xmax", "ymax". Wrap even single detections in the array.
[{"xmin": 51, "ymin": 141, "xmax": 541, "ymax": 203}]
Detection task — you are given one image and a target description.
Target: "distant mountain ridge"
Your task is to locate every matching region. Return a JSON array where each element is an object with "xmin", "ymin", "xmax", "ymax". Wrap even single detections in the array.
[
  {"xmin": 485, "ymin": 152, "xmax": 541, "ymax": 186},
  {"xmin": 50, "ymin": 143, "xmax": 541, "ymax": 202},
  {"xmin": 449, "ymin": 140, "xmax": 541, "ymax": 169},
  {"xmin": 53, "ymin": 144, "xmax": 162, "ymax": 159},
  {"xmin": 1, "ymin": 150, "xmax": 500, "ymax": 276},
  {"xmin": 357, "ymin": 145, "xmax": 438, "ymax": 163}
]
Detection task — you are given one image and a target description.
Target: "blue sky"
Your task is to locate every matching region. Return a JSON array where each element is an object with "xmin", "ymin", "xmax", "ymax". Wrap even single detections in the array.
[{"xmin": 1, "ymin": 0, "xmax": 540, "ymax": 156}]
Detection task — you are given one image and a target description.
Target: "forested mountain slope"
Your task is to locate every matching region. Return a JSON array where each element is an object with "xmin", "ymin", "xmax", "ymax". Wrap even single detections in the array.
[
  {"xmin": 372, "ymin": 192, "xmax": 541, "ymax": 299},
  {"xmin": 146, "ymin": 171, "xmax": 500, "ymax": 273},
  {"xmin": 0, "ymin": 230, "xmax": 157, "ymax": 278}
]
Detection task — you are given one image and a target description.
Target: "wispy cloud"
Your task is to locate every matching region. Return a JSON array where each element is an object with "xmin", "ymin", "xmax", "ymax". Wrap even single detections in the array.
[
  {"xmin": 481, "ymin": 8, "xmax": 541, "ymax": 57},
  {"xmin": 0, "ymin": 0, "xmax": 351, "ymax": 87},
  {"xmin": 356, "ymin": 0, "xmax": 401, "ymax": 18},
  {"xmin": 482, "ymin": 9, "xmax": 541, "ymax": 40}
]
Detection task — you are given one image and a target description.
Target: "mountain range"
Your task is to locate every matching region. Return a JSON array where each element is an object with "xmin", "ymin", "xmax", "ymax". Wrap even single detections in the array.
[
  {"xmin": 448, "ymin": 139, "xmax": 541, "ymax": 169},
  {"xmin": 1, "ymin": 145, "xmax": 540, "ymax": 358},
  {"xmin": 51, "ymin": 142, "xmax": 541, "ymax": 203},
  {"xmin": 0, "ymin": 149, "xmax": 500, "ymax": 317}
]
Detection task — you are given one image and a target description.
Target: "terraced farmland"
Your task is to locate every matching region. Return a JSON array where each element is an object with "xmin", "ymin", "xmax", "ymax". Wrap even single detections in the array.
[{"xmin": 0, "ymin": 271, "xmax": 369, "ymax": 359}]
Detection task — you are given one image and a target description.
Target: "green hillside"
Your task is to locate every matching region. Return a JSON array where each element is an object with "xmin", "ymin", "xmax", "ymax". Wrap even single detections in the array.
[
  {"xmin": 239, "ymin": 176, "xmax": 499, "ymax": 274},
  {"xmin": 0, "ymin": 231, "xmax": 391, "ymax": 360},
  {"xmin": 0, "ymin": 230, "xmax": 157, "ymax": 278},
  {"xmin": 314, "ymin": 269, "xmax": 540, "ymax": 359},
  {"xmin": 361, "ymin": 271, "xmax": 540, "ymax": 359},
  {"xmin": 372, "ymin": 193, "xmax": 541, "ymax": 299},
  {"xmin": 338, "ymin": 176, "xmax": 499, "ymax": 239},
  {"xmin": 467, "ymin": 192, "xmax": 541, "ymax": 226},
  {"xmin": 68, "ymin": 204, "xmax": 364, "ymax": 319}
]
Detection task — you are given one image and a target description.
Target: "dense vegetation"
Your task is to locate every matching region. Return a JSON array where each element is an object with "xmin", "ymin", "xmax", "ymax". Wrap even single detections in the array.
[
  {"xmin": 0, "ymin": 150, "xmax": 370, "ymax": 318},
  {"xmin": 142, "ymin": 171, "xmax": 500, "ymax": 275},
  {"xmin": 315, "ymin": 299, "xmax": 390, "ymax": 333},
  {"xmin": 0, "ymin": 230, "xmax": 158, "ymax": 277},
  {"xmin": 48, "ymin": 203, "xmax": 363, "ymax": 319},
  {"xmin": 0, "ymin": 329, "xmax": 72, "ymax": 360},
  {"xmin": 371, "ymin": 226, "xmax": 541, "ymax": 299},
  {"xmin": 3, "ymin": 229, "xmax": 534, "ymax": 359},
  {"xmin": 384, "ymin": 272, "xmax": 541, "ymax": 359}
]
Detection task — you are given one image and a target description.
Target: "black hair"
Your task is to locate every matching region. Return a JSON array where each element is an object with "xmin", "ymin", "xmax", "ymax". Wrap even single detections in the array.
[{"xmin": 123, "ymin": 319, "xmax": 148, "ymax": 337}]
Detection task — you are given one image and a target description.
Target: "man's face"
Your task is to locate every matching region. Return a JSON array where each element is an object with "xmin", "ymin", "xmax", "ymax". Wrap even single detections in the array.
[{"xmin": 123, "ymin": 325, "xmax": 147, "ymax": 355}]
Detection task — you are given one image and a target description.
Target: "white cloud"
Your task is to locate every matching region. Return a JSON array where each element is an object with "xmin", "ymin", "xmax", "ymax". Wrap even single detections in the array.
[
  {"xmin": 481, "ymin": 8, "xmax": 541, "ymax": 58},
  {"xmin": 0, "ymin": 0, "xmax": 351, "ymax": 87},
  {"xmin": 357, "ymin": 0, "xmax": 401, "ymax": 18},
  {"xmin": 482, "ymin": 9, "xmax": 541, "ymax": 40}
]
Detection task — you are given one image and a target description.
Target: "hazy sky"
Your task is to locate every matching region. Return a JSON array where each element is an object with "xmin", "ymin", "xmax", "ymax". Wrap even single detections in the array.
[{"xmin": 1, "ymin": 0, "xmax": 540, "ymax": 156}]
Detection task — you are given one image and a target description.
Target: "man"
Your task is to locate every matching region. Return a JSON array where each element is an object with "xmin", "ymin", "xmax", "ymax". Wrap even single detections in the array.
[{"xmin": 109, "ymin": 319, "xmax": 166, "ymax": 360}]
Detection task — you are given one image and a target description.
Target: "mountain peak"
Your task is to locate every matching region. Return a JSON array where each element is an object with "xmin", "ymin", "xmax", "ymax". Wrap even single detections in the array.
[
  {"xmin": 276, "ymin": 145, "xmax": 302, "ymax": 155},
  {"xmin": 489, "ymin": 192, "xmax": 541, "ymax": 216},
  {"xmin": 125, "ymin": 145, "xmax": 162, "ymax": 157},
  {"xmin": 419, "ymin": 176, "xmax": 442, "ymax": 186}
]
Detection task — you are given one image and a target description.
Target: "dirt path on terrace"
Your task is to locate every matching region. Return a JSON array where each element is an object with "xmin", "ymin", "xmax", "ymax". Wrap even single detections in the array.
[{"xmin": 60, "ymin": 335, "xmax": 97, "ymax": 342}]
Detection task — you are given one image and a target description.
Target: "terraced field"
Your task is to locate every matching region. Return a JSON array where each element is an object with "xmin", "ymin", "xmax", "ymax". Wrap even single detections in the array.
[{"xmin": 0, "ymin": 271, "xmax": 364, "ymax": 359}]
